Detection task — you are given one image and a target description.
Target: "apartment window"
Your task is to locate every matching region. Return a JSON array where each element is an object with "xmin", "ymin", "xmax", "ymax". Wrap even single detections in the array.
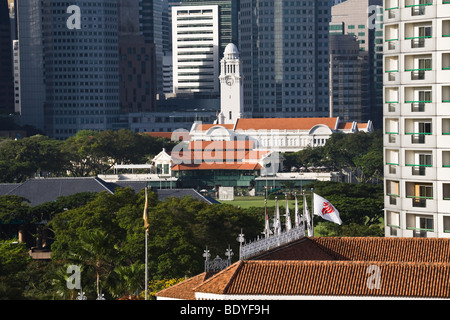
[
  {"xmin": 444, "ymin": 216, "xmax": 450, "ymax": 233},
  {"xmin": 409, "ymin": 153, "xmax": 432, "ymax": 175},
  {"xmin": 407, "ymin": 182, "xmax": 433, "ymax": 207},
  {"xmin": 408, "ymin": 121, "xmax": 432, "ymax": 144},
  {"xmin": 387, "ymin": 211, "xmax": 400, "ymax": 236},
  {"xmin": 443, "ymin": 184, "xmax": 450, "ymax": 200},
  {"xmin": 386, "ymin": 180, "xmax": 400, "ymax": 205}
]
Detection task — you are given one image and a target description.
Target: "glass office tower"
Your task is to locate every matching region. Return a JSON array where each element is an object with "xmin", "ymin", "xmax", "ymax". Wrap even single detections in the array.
[
  {"xmin": 41, "ymin": 0, "xmax": 120, "ymax": 139},
  {"xmin": 239, "ymin": 0, "xmax": 331, "ymax": 118}
]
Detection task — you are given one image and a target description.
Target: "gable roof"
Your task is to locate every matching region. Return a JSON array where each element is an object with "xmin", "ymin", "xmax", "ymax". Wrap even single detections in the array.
[
  {"xmin": 234, "ymin": 117, "xmax": 339, "ymax": 131},
  {"xmin": 194, "ymin": 123, "xmax": 235, "ymax": 132},
  {"xmin": 156, "ymin": 237, "xmax": 450, "ymax": 300},
  {"xmin": 193, "ymin": 259, "xmax": 450, "ymax": 299},
  {"xmin": 156, "ymin": 272, "xmax": 216, "ymax": 300},
  {"xmin": 253, "ymin": 237, "xmax": 450, "ymax": 263},
  {"xmin": 0, "ymin": 177, "xmax": 114, "ymax": 206},
  {"xmin": 0, "ymin": 178, "xmax": 220, "ymax": 205}
]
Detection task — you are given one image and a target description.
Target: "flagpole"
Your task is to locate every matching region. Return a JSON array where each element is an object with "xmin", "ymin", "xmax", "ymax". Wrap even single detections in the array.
[
  {"xmin": 311, "ymin": 188, "xmax": 314, "ymax": 237},
  {"xmin": 145, "ymin": 226, "xmax": 148, "ymax": 300},
  {"xmin": 143, "ymin": 187, "xmax": 149, "ymax": 300}
]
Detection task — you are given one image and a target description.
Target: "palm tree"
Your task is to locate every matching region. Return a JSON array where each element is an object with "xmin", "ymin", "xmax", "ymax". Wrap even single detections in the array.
[
  {"xmin": 111, "ymin": 262, "xmax": 145, "ymax": 298},
  {"xmin": 71, "ymin": 229, "xmax": 114, "ymax": 298}
]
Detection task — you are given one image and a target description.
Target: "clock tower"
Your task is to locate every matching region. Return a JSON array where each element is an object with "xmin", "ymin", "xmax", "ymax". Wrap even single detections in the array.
[{"xmin": 218, "ymin": 43, "xmax": 244, "ymax": 124}]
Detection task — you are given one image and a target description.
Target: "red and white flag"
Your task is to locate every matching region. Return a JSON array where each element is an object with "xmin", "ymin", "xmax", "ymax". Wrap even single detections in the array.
[{"xmin": 313, "ymin": 193, "xmax": 342, "ymax": 225}]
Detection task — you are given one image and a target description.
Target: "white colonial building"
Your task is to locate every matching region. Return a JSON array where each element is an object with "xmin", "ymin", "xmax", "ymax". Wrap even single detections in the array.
[
  {"xmin": 190, "ymin": 117, "xmax": 373, "ymax": 154},
  {"xmin": 383, "ymin": 0, "xmax": 450, "ymax": 238}
]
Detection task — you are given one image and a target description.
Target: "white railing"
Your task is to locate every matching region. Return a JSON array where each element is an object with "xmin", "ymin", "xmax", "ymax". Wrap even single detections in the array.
[{"xmin": 239, "ymin": 226, "xmax": 305, "ymax": 260}]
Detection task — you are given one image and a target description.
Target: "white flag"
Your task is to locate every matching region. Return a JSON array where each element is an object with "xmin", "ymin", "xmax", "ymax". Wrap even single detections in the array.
[
  {"xmin": 264, "ymin": 199, "xmax": 272, "ymax": 238},
  {"xmin": 294, "ymin": 195, "xmax": 301, "ymax": 228},
  {"xmin": 313, "ymin": 193, "xmax": 342, "ymax": 225},
  {"xmin": 285, "ymin": 198, "xmax": 292, "ymax": 231},
  {"xmin": 303, "ymin": 194, "xmax": 313, "ymax": 236},
  {"xmin": 273, "ymin": 198, "xmax": 281, "ymax": 235}
]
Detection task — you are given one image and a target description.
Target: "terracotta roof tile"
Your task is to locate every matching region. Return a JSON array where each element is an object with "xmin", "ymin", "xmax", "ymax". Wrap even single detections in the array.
[
  {"xmin": 157, "ymin": 237, "xmax": 450, "ymax": 299},
  {"xmin": 188, "ymin": 140, "xmax": 254, "ymax": 151},
  {"xmin": 195, "ymin": 260, "xmax": 450, "ymax": 298},
  {"xmin": 253, "ymin": 237, "xmax": 450, "ymax": 263},
  {"xmin": 155, "ymin": 272, "xmax": 216, "ymax": 300},
  {"xmin": 172, "ymin": 150, "xmax": 270, "ymax": 162},
  {"xmin": 337, "ymin": 122, "xmax": 354, "ymax": 130},
  {"xmin": 234, "ymin": 117, "xmax": 339, "ymax": 131},
  {"xmin": 195, "ymin": 124, "xmax": 235, "ymax": 132},
  {"xmin": 311, "ymin": 237, "xmax": 450, "ymax": 263},
  {"xmin": 172, "ymin": 163, "xmax": 262, "ymax": 171}
]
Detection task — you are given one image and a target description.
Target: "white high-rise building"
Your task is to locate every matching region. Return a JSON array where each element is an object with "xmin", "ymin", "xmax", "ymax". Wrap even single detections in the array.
[
  {"xmin": 171, "ymin": 5, "xmax": 220, "ymax": 94},
  {"xmin": 383, "ymin": 0, "xmax": 450, "ymax": 237}
]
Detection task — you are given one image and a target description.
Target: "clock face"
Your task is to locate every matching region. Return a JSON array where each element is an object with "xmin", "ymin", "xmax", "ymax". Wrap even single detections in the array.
[{"xmin": 225, "ymin": 76, "xmax": 234, "ymax": 86}]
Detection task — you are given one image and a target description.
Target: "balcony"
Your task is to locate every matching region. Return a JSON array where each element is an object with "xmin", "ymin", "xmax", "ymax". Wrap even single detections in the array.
[
  {"xmin": 385, "ymin": 3, "xmax": 399, "ymax": 21},
  {"xmin": 407, "ymin": 164, "xmax": 432, "ymax": 176},
  {"xmin": 403, "ymin": 22, "xmax": 434, "ymax": 51},
  {"xmin": 405, "ymin": 132, "xmax": 431, "ymax": 144},
  {"xmin": 384, "ymin": 39, "xmax": 399, "ymax": 52},
  {"xmin": 403, "ymin": 1, "xmax": 435, "ymax": 20},
  {"xmin": 385, "ymin": 132, "xmax": 399, "ymax": 145},
  {"xmin": 384, "ymin": 70, "xmax": 399, "ymax": 84},
  {"xmin": 437, "ymin": 1, "xmax": 450, "ymax": 18},
  {"xmin": 405, "ymin": 182, "xmax": 434, "ymax": 211},
  {"xmin": 385, "ymin": 101, "xmax": 399, "ymax": 114}
]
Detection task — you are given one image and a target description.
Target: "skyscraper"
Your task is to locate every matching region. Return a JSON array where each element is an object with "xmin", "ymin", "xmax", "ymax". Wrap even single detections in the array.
[
  {"xmin": 329, "ymin": 34, "xmax": 370, "ymax": 122},
  {"xmin": 330, "ymin": 0, "xmax": 383, "ymax": 127},
  {"xmin": 0, "ymin": 0, "xmax": 14, "ymax": 114},
  {"xmin": 40, "ymin": 0, "xmax": 121, "ymax": 139},
  {"xmin": 15, "ymin": 0, "xmax": 46, "ymax": 131},
  {"xmin": 383, "ymin": 0, "xmax": 450, "ymax": 238},
  {"xmin": 171, "ymin": 5, "xmax": 220, "ymax": 94},
  {"xmin": 180, "ymin": 0, "xmax": 240, "ymax": 55},
  {"xmin": 239, "ymin": 0, "xmax": 330, "ymax": 118},
  {"xmin": 119, "ymin": 0, "xmax": 157, "ymax": 113},
  {"xmin": 140, "ymin": 0, "xmax": 164, "ymax": 97}
]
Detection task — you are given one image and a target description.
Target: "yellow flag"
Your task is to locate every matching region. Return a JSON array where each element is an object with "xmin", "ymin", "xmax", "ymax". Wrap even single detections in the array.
[{"xmin": 143, "ymin": 187, "xmax": 149, "ymax": 233}]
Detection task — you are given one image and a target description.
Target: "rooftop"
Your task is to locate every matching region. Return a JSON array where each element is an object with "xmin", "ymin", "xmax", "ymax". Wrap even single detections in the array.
[{"xmin": 156, "ymin": 237, "xmax": 450, "ymax": 300}]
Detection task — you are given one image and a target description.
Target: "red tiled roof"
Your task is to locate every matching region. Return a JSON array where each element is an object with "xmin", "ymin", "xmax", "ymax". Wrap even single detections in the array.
[
  {"xmin": 171, "ymin": 150, "xmax": 270, "ymax": 162},
  {"xmin": 337, "ymin": 122, "xmax": 354, "ymax": 130},
  {"xmin": 254, "ymin": 237, "xmax": 450, "ymax": 263},
  {"xmin": 172, "ymin": 163, "xmax": 262, "ymax": 171},
  {"xmin": 188, "ymin": 140, "xmax": 254, "ymax": 151},
  {"xmin": 234, "ymin": 117, "xmax": 339, "ymax": 131},
  {"xmin": 195, "ymin": 124, "xmax": 235, "ymax": 132},
  {"xmin": 195, "ymin": 260, "xmax": 450, "ymax": 298},
  {"xmin": 157, "ymin": 237, "xmax": 450, "ymax": 299},
  {"xmin": 155, "ymin": 272, "xmax": 215, "ymax": 300}
]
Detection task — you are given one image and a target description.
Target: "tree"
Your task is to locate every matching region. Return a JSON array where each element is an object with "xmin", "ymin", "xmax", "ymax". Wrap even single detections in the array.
[
  {"xmin": 323, "ymin": 131, "xmax": 383, "ymax": 183},
  {"xmin": 306, "ymin": 181, "xmax": 384, "ymax": 236},
  {"xmin": 109, "ymin": 262, "xmax": 145, "ymax": 298},
  {"xmin": 0, "ymin": 239, "xmax": 31, "ymax": 299},
  {"xmin": 61, "ymin": 130, "xmax": 178, "ymax": 177},
  {"xmin": 0, "ymin": 135, "xmax": 67, "ymax": 183},
  {"xmin": 71, "ymin": 229, "xmax": 116, "ymax": 298}
]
